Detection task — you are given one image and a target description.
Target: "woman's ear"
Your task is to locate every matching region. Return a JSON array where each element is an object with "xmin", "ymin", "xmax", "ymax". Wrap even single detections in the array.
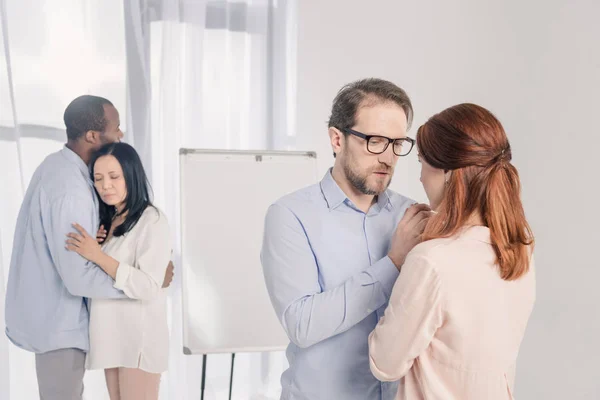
[{"xmin": 444, "ymin": 170, "xmax": 452, "ymax": 185}]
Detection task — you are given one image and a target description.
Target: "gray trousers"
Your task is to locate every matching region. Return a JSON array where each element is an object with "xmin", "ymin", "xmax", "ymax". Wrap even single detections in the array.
[{"xmin": 35, "ymin": 348, "xmax": 85, "ymax": 400}]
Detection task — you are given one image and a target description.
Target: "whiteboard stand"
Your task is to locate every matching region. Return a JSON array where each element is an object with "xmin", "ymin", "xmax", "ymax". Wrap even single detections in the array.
[
  {"xmin": 179, "ymin": 149, "xmax": 319, "ymax": 399},
  {"xmin": 200, "ymin": 354, "xmax": 206, "ymax": 400},
  {"xmin": 195, "ymin": 352, "xmax": 234, "ymax": 400},
  {"xmin": 195, "ymin": 353, "xmax": 234, "ymax": 400},
  {"xmin": 228, "ymin": 353, "xmax": 235, "ymax": 400}
]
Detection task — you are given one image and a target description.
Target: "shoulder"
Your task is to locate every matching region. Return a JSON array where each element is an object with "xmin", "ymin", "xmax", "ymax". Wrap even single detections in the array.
[
  {"xmin": 37, "ymin": 153, "xmax": 91, "ymax": 201},
  {"xmin": 397, "ymin": 248, "xmax": 443, "ymax": 299},
  {"xmin": 261, "ymin": 184, "xmax": 324, "ymax": 234},
  {"xmin": 269, "ymin": 182, "xmax": 323, "ymax": 216},
  {"xmin": 40, "ymin": 150, "xmax": 75, "ymax": 178},
  {"xmin": 406, "ymin": 236, "xmax": 457, "ymax": 266},
  {"xmin": 274, "ymin": 183, "xmax": 322, "ymax": 207},
  {"xmin": 125, "ymin": 207, "xmax": 171, "ymax": 249},
  {"xmin": 140, "ymin": 206, "xmax": 168, "ymax": 223},
  {"xmin": 130, "ymin": 206, "xmax": 170, "ymax": 236},
  {"xmin": 38, "ymin": 149, "xmax": 64, "ymax": 171},
  {"xmin": 385, "ymin": 189, "xmax": 415, "ymax": 212}
]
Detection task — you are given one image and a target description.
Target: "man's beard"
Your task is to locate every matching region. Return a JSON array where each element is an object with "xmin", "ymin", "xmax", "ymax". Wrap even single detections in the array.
[{"xmin": 342, "ymin": 157, "xmax": 392, "ymax": 196}]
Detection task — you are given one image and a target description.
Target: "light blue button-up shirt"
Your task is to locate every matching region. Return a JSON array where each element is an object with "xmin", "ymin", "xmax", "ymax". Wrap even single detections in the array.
[
  {"xmin": 261, "ymin": 170, "xmax": 414, "ymax": 400},
  {"xmin": 5, "ymin": 146, "xmax": 126, "ymax": 354}
]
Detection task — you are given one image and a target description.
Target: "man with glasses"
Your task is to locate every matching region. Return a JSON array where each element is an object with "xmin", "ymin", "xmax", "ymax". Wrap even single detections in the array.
[{"xmin": 261, "ymin": 78, "xmax": 432, "ymax": 400}]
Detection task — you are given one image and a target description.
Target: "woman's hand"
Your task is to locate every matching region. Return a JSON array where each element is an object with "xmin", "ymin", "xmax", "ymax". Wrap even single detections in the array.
[
  {"xmin": 96, "ymin": 224, "xmax": 108, "ymax": 243},
  {"xmin": 66, "ymin": 223, "xmax": 104, "ymax": 264}
]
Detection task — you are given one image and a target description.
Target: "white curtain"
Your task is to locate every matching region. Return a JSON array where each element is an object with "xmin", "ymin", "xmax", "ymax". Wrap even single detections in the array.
[
  {"xmin": 124, "ymin": 0, "xmax": 297, "ymax": 398},
  {"xmin": 0, "ymin": 0, "xmax": 297, "ymax": 398},
  {"xmin": 0, "ymin": 1, "xmax": 128, "ymax": 399}
]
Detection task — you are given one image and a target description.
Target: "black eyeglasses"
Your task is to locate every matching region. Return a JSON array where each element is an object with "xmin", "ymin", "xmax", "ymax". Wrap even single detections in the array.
[{"xmin": 341, "ymin": 128, "xmax": 415, "ymax": 157}]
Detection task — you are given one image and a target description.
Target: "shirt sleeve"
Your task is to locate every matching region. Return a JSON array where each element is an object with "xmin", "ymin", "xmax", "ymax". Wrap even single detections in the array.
[
  {"xmin": 113, "ymin": 209, "xmax": 172, "ymax": 300},
  {"xmin": 260, "ymin": 203, "xmax": 399, "ymax": 349},
  {"xmin": 43, "ymin": 194, "xmax": 127, "ymax": 299},
  {"xmin": 368, "ymin": 253, "xmax": 443, "ymax": 381}
]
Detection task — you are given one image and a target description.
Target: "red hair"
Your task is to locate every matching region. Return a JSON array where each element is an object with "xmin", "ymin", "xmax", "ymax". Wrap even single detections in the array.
[{"xmin": 417, "ymin": 103, "xmax": 534, "ymax": 281}]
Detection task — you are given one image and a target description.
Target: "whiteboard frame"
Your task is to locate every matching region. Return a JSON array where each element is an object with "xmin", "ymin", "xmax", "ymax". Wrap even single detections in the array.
[
  {"xmin": 179, "ymin": 148, "xmax": 318, "ymax": 355},
  {"xmin": 180, "ymin": 148, "xmax": 317, "ymax": 157}
]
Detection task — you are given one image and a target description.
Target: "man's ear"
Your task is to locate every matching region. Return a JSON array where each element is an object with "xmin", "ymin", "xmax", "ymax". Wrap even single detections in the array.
[
  {"xmin": 84, "ymin": 130, "xmax": 100, "ymax": 144},
  {"xmin": 328, "ymin": 127, "xmax": 344, "ymax": 158},
  {"xmin": 83, "ymin": 131, "xmax": 99, "ymax": 144}
]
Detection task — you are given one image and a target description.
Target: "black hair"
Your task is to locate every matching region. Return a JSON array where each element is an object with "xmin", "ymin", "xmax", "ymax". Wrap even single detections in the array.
[
  {"xmin": 90, "ymin": 142, "xmax": 154, "ymax": 237},
  {"xmin": 64, "ymin": 95, "xmax": 113, "ymax": 141}
]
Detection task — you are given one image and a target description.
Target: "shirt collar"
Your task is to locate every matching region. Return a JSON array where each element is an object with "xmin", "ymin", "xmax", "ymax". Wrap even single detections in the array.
[
  {"xmin": 320, "ymin": 169, "xmax": 347, "ymax": 210},
  {"xmin": 376, "ymin": 188, "xmax": 392, "ymax": 211},
  {"xmin": 319, "ymin": 168, "xmax": 393, "ymax": 212},
  {"xmin": 61, "ymin": 145, "xmax": 90, "ymax": 180}
]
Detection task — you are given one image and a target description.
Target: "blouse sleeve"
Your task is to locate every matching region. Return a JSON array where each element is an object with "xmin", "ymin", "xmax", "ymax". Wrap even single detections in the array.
[{"xmin": 368, "ymin": 253, "xmax": 443, "ymax": 381}]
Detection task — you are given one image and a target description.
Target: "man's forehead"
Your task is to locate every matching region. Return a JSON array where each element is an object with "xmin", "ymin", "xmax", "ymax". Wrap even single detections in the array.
[
  {"xmin": 103, "ymin": 104, "xmax": 120, "ymax": 121},
  {"xmin": 356, "ymin": 102, "xmax": 407, "ymax": 121},
  {"xmin": 354, "ymin": 111, "xmax": 408, "ymax": 138}
]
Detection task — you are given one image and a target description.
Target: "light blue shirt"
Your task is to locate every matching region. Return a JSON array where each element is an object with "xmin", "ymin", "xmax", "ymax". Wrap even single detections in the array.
[
  {"xmin": 261, "ymin": 170, "xmax": 414, "ymax": 400},
  {"xmin": 5, "ymin": 146, "xmax": 126, "ymax": 354}
]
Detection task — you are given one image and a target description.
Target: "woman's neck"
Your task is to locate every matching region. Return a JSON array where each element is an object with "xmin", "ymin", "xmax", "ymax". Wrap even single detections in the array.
[
  {"xmin": 112, "ymin": 209, "xmax": 127, "ymax": 226},
  {"xmin": 466, "ymin": 212, "xmax": 485, "ymax": 227}
]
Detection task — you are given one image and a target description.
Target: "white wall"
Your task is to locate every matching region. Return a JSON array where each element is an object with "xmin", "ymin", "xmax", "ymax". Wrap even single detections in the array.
[{"xmin": 296, "ymin": 1, "xmax": 600, "ymax": 398}]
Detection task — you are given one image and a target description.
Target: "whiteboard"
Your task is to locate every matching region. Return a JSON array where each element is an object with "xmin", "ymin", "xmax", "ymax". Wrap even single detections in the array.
[{"xmin": 180, "ymin": 149, "xmax": 318, "ymax": 354}]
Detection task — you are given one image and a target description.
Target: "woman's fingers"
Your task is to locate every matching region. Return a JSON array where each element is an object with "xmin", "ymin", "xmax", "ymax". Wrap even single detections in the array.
[
  {"xmin": 65, "ymin": 238, "xmax": 80, "ymax": 248},
  {"xmin": 72, "ymin": 223, "xmax": 90, "ymax": 238},
  {"xmin": 66, "ymin": 233, "xmax": 83, "ymax": 241}
]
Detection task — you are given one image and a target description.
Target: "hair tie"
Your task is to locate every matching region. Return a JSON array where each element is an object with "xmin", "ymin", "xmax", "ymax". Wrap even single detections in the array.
[{"xmin": 490, "ymin": 146, "xmax": 511, "ymax": 166}]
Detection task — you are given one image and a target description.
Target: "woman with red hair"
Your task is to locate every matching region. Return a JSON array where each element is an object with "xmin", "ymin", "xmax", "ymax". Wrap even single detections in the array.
[{"xmin": 369, "ymin": 103, "xmax": 535, "ymax": 399}]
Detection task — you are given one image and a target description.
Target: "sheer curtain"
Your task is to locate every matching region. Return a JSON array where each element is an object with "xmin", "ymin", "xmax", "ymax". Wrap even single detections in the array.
[
  {"xmin": 125, "ymin": 1, "xmax": 297, "ymax": 398},
  {"xmin": 1, "ymin": 0, "xmax": 297, "ymax": 399},
  {"xmin": 0, "ymin": 1, "xmax": 127, "ymax": 399}
]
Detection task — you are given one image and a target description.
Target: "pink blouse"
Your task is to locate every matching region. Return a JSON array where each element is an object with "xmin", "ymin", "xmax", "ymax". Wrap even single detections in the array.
[{"xmin": 369, "ymin": 226, "xmax": 535, "ymax": 399}]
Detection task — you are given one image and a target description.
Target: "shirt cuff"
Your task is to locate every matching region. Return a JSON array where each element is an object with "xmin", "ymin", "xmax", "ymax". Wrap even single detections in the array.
[
  {"xmin": 369, "ymin": 256, "xmax": 400, "ymax": 298},
  {"xmin": 113, "ymin": 262, "xmax": 131, "ymax": 290}
]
